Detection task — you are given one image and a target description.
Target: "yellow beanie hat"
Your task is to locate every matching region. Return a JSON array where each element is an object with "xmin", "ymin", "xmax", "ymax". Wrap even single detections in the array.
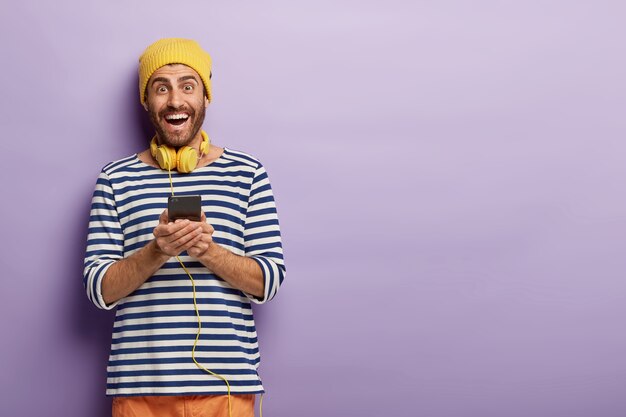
[{"xmin": 138, "ymin": 38, "xmax": 212, "ymax": 104}]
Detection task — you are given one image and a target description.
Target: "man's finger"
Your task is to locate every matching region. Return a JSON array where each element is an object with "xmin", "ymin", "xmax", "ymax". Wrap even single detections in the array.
[
  {"xmin": 159, "ymin": 210, "xmax": 169, "ymax": 224},
  {"xmin": 154, "ymin": 219, "xmax": 191, "ymax": 238},
  {"xmin": 174, "ymin": 230, "xmax": 204, "ymax": 252},
  {"xmin": 167, "ymin": 222, "xmax": 200, "ymax": 243}
]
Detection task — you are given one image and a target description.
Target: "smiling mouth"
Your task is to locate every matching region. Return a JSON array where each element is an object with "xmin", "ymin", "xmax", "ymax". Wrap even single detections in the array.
[{"xmin": 165, "ymin": 113, "xmax": 190, "ymax": 126}]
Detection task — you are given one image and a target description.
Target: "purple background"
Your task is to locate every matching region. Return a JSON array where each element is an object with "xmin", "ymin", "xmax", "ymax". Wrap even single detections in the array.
[{"xmin": 1, "ymin": 1, "xmax": 626, "ymax": 416}]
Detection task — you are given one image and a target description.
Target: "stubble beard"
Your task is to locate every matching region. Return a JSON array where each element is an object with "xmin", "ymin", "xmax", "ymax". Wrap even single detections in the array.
[{"xmin": 149, "ymin": 105, "xmax": 206, "ymax": 149}]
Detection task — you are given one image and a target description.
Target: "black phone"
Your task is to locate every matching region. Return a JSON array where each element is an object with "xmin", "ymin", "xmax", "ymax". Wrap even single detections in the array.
[{"xmin": 168, "ymin": 195, "xmax": 202, "ymax": 222}]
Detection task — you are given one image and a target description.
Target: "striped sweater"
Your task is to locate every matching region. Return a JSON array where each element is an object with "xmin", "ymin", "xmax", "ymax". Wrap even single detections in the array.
[{"xmin": 83, "ymin": 148, "xmax": 285, "ymax": 397}]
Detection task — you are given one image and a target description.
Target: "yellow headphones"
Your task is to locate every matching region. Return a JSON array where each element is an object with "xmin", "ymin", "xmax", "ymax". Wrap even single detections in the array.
[{"xmin": 150, "ymin": 130, "xmax": 210, "ymax": 173}]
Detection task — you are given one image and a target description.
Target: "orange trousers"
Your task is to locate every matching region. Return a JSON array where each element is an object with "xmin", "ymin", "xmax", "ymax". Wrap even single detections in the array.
[{"xmin": 112, "ymin": 394, "xmax": 255, "ymax": 417}]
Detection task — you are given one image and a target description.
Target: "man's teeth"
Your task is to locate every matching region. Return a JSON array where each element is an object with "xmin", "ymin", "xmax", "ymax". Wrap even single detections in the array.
[{"xmin": 165, "ymin": 114, "xmax": 189, "ymax": 120}]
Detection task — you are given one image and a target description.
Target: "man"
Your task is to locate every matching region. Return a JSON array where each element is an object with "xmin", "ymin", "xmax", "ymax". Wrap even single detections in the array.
[{"xmin": 84, "ymin": 38, "xmax": 286, "ymax": 417}]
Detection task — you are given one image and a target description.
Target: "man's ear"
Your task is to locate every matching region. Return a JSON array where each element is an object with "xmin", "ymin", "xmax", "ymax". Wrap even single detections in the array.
[
  {"xmin": 204, "ymin": 96, "xmax": 209, "ymax": 108},
  {"xmin": 143, "ymin": 88, "xmax": 149, "ymax": 111}
]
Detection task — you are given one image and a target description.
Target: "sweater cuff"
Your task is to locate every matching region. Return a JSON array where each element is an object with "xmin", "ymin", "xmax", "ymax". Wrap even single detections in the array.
[
  {"xmin": 94, "ymin": 261, "xmax": 121, "ymax": 310},
  {"xmin": 245, "ymin": 256, "xmax": 284, "ymax": 304}
]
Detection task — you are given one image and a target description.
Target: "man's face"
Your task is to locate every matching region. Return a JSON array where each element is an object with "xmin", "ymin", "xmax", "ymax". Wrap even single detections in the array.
[{"xmin": 144, "ymin": 64, "xmax": 209, "ymax": 148}]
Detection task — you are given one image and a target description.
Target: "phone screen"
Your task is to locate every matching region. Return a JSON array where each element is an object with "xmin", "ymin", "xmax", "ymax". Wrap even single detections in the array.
[{"xmin": 168, "ymin": 195, "xmax": 202, "ymax": 222}]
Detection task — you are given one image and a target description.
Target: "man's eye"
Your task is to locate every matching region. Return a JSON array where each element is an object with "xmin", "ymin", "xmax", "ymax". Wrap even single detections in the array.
[
  {"xmin": 157, "ymin": 86, "xmax": 168, "ymax": 93},
  {"xmin": 184, "ymin": 85, "xmax": 194, "ymax": 91}
]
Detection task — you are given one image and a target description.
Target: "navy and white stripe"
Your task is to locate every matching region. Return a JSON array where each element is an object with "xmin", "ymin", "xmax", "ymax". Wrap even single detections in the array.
[{"xmin": 83, "ymin": 148, "xmax": 285, "ymax": 396}]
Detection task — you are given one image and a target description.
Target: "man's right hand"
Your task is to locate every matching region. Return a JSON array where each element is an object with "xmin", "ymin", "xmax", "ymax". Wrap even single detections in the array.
[{"xmin": 152, "ymin": 209, "xmax": 204, "ymax": 257}]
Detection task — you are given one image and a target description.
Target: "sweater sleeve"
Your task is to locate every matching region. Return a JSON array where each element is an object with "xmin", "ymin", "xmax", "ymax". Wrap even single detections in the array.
[
  {"xmin": 83, "ymin": 171, "xmax": 124, "ymax": 310},
  {"xmin": 243, "ymin": 163, "xmax": 286, "ymax": 304}
]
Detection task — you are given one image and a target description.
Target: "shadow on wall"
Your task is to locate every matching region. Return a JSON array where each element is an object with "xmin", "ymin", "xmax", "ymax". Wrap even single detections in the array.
[
  {"xmin": 128, "ymin": 70, "xmax": 154, "ymax": 149},
  {"xmin": 65, "ymin": 196, "xmax": 115, "ymax": 417},
  {"xmin": 61, "ymin": 72, "xmax": 153, "ymax": 417}
]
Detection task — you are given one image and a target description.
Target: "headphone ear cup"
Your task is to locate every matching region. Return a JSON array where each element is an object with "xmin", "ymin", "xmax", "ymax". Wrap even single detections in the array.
[
  {"xmin": 155, "ymin": 146, "xmax": 177, "ymax": 171},
  {"xmin": 176, "ymin": 146, "xmax": 199, "ymax": 173},
  {"xmin": 199, "ymin": 131, "xmax": 210, "ymax": 155},
  {"xmin": 150, "ymin": 137, "xmax": 159, "ymax": 158}
]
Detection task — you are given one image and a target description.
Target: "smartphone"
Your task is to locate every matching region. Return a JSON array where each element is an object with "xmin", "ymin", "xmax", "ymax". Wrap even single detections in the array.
[{"xmin": 168, "ymin": 195, "xmax": 202, "ymax": 222}]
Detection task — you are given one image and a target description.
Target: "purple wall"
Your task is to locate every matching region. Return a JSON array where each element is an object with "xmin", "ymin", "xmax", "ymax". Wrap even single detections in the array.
[{"xmin": 1, "ymin": 1, "xmax": 626, "ymax": 416}]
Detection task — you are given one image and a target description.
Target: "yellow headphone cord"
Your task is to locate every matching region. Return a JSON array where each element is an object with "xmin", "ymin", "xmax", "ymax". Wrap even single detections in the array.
[{"xmin": 167, "ymin": 169, "xmax": 265, "ymax": 417}]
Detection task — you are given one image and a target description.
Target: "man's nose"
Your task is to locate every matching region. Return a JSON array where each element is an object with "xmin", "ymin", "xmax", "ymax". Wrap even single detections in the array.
[{"xmin": 167, "ymin": 89, "xmax": 184, "ymax": 108}]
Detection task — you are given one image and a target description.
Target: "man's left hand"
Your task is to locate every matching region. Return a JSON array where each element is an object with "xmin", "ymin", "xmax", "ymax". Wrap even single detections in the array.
[{"xmin": 187, "ymin": 212, "xmax": 215, "ymax": 258}]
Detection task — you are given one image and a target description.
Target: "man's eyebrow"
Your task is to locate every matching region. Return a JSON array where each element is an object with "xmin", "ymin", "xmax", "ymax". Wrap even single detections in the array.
[
  {"xmin": 150, "ymin": 75, "xmax": 199, "ymax": 87},
  {"xmin": 151, "ymin": 77, "xmax": 171, "ymax": 86},
  {"xmin": 178, "ymin": 75, "xmax": 199, "ymax": 83}
]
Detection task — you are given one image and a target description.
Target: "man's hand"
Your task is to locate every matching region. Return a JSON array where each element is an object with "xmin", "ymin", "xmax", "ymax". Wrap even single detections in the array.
[
  {"xmin": 187, "ymin": 212, "xmax": 215, "ymax": 258},
  {"xmin": 153, "ymin": 210, "xmax": 205, "ymax": 257},
  {"xmin": 155, "ymin": 210, "xmax": 263, "ymax": 298},
  {"xmin": 102, "ymin": 210, "xmax": 209, "ymax": 305}
]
